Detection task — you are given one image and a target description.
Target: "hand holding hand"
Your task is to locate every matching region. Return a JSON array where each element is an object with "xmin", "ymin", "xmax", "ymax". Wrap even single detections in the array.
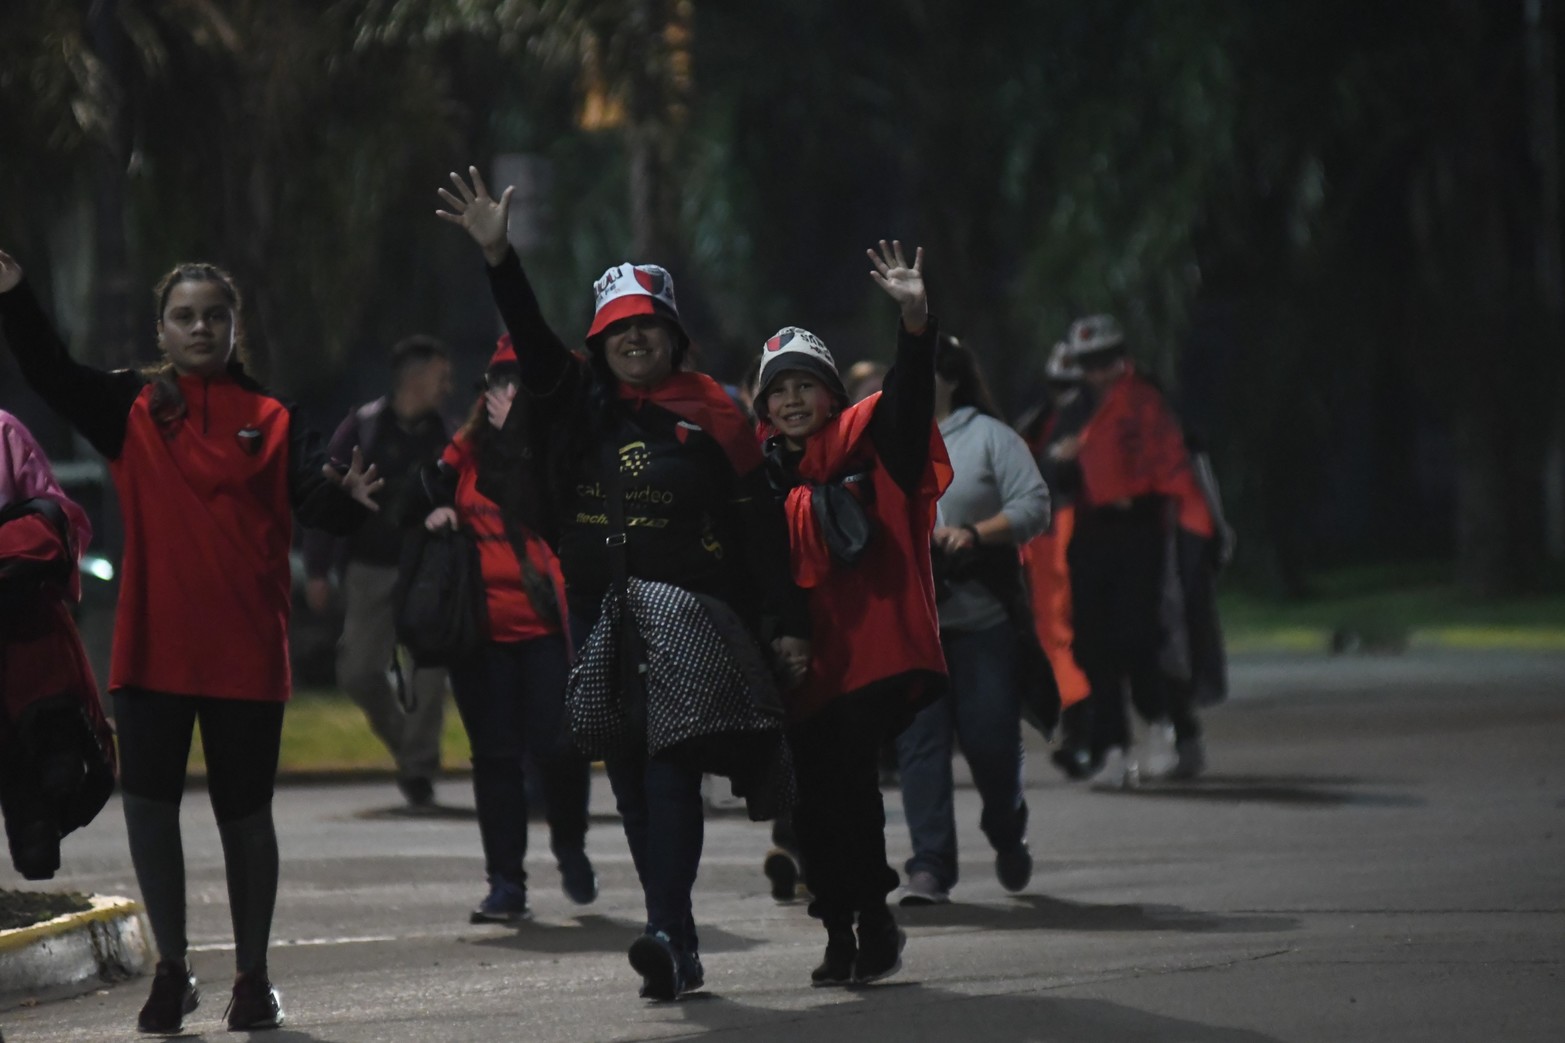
[
  {"xmin": 933, "ymin": 525, "xmax": 977, "ymax": 554},
  {"xmin": 304, "ymin": 577, "xmax": 331, "ymax": 615},
  {"xmin": 867, "ymin": 240, "xmax": 927, "ymax": 332},
  {"xmin": 0, "ymin": 249, "xmax": 24, "ymax": 294},
  {"xmin": 435, "ymin": 166, "xmax": 514, "ymax": 266},
  {"xmin": 485, "ymin": 384, "xmax": 517, "ymax": 430},
  {"xmin": 771, "ymin": 636, "xmax": 812, "ymax": 688},
  {"xmin": 425, "ymin": 506, "xmax": 459, "ymax": 532},
  {"xmin": 323, "ymin": 446, "xmax": 384, "ymax": 512}
]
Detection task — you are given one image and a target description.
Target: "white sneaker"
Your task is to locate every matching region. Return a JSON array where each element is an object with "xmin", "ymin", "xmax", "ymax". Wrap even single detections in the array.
[
  {"xmin": 1140, "ymin": 722, "xmax": 1178, "ymax": 781},
  {"xmin": 1087, "ymin": 746, "xmax": 1139, "ymax": 790}
]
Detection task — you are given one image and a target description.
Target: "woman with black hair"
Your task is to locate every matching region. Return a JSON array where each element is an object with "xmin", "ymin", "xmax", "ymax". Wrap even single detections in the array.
[
  {"xmin": 0, "ymin": 248, "xmax": 380, "ymax": 1034},
  {"xmin": 414, "ymin": 335, "xmax": 597, "ymax": 925},
  {"xmin": 436, "ymin": 167, "xmax": 808, "ymax": 1001},
  {"xmin": 894, "ymin": 335, "xmax": 1051, "ymax": 906}
]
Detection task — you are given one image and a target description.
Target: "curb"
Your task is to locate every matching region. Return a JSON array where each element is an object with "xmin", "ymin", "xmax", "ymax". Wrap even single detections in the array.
[
  {"xmin": 0, "ymin": 895, "xmax": 152, "ymax": 997},
  {"xmin": 1227, "ymin": 626, "xmax": 1565, "ymax": 655}
]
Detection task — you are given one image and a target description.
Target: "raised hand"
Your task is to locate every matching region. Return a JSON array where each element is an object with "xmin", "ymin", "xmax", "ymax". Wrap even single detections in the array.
[
  {"xmin": 484, "ymin": 384, "xmax": 517, "ymax": 430},
  {"xmin": 867, "ymin": 240, "xmax": 927, "ymax": 332},
  {"xmin": 435, "ymin": 166, "xmax": 514, "ymax": 266},
  {"xmin": 322, "ymin": 446, "xmax": 385, "ymax": 512},
  {"xmin": 0, "ymin": 249, "xmax": 24, "ymax": 294}
]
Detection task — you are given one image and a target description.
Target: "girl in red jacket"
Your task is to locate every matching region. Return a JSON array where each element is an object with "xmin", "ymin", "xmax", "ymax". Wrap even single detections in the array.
[
  {"xmin": 0, "ymin": 249, "xmax": 380, "ymax": 1035},
  {"xmin": 415, "ymin": 337, "xmax": 596, "ymax": 924},
  {"xmin": 755, "ymin": 241, "xmax": 951, "ymax": 986}
]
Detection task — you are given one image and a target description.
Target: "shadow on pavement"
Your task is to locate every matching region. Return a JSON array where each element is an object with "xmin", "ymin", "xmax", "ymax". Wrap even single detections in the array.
[
  {"xmin": 464, "ymin": 914, "xmax": 767, "ymax": 957},
  {"xmin": 899, "ymin": 894, "xmax": 1297, "ymax": 935},
  {"xmin": 1108, "ymin": 774, "xmax": 1424, "ymax": 808},
  {"xmin": 351, "ymin": 804, "xmax": 623, "ymax": 825},
  {"xmin": 670, "ymin": 983, "xmax": 1285, "ymax": 1042}
]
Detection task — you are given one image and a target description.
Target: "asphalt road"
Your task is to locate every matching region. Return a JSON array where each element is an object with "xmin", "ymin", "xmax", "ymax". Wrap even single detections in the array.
[{"xmin": 3, "ymin": 651, "xmax": 1563, "ymax": 1042}]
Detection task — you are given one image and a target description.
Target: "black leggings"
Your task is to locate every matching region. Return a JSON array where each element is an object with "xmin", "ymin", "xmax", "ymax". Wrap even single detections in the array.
[{"xmin": 114, "ymin": 688, "xmax": 284, "ymax": 822}]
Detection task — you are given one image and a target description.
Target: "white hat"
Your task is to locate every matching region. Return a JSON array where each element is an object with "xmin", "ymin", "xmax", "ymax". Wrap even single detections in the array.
[
  {"xmin": 1064, "ymin": 314, "xmax": 1124, "ymax": 357},
  {"xmin": 1045, "ymin": 341, "xmax": 1083, "ymax": 382},
  {"xmin": 586, "ymin": 263, "xmax": 684, "ymax": 341},
  {"xmin": 754, "ymin": 327, "xmax": 848, "ymax": 420}
]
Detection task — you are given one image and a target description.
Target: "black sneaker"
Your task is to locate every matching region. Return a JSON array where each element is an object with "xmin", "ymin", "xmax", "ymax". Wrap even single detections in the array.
[
  {"xmin": 995, "ymin": 840, "xmax": 1034, "ymax": 894},
  {"xmin": 470, "ymin": 879, "xmax": 532, "ymax": 924},
  {"xmin": 137, "ymin": 958, "xmax": 199, "ymax": 1034},
  {"xmin": 852, "ymin": 915, "xmax": 906, "ymax": 985},
  {"xmin": 1050, "ymin": 745, "xmax": 1100, "ymax": 781},
  {"xmin": 629, "ymin": 931, "xmax": 682, "ymax": 1001},
  {"xmin": 557, "ymin": 848, "xmax": 599, "ymax": 905},
  {"xmin": 225, "ymin": 968, "xmax": 284, "ymax": 1031},
  {"xmin": 762, "ymin": 847, "xmax": 799, "ymax": 902},
  {"xmin": 679, "ymin": 948, "xmax": 705, "ymax": 993},
  {"xmin": 810, "ymin": 927, "xmax": 856, "ymax": 987},
  {"xmin": 396, "ymin": 776, "xmax": 435, "ymax": 808}
]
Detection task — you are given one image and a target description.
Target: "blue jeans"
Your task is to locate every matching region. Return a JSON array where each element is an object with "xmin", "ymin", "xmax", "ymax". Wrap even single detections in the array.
[
  {"xmin": 604, "ymin": 749, "xmax": 704, "ymax": 954},
  {"xmin": 896, "ymin": 621, "xmax": 1028, "ymax": 890},
  {"xmin": 448, "ymin": 635, "xmax": 590, "ymax": 891}
]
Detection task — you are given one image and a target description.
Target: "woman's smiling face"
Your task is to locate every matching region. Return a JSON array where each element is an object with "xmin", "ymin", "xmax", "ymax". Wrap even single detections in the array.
[{"xmin": 600, "ymin": 315, "xmax": 676, "ymax": 388}]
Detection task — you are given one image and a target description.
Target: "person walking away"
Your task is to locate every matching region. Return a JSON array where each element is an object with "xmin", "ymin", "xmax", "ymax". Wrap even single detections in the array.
[
  {"xmin": 0, "ymin": 251, "xmax": 380, "ymax": 1034},
  {"xmin": 412, "ymin": 335, "xmax": 598, "ymax": 923},
  {"xmin": 1046, "ymin": 315, "xmax": 1214, "ymax": 788},
  {"xmin": 754, "ymin": 240, "xmax": 950, "ymax": 986},
  {"xmin": 895, "ymin": 335, "xmax": 1050, "ymax": 905},
  {"xmin": 303, "ymin": 336, "xmax": 453, "ymax": 808},
  {"xmin": 437, "ymin": 167, "xmax": 808, "ymax": 1001},
  {"xmin": 0, "ymin": 410, "xmax": 116, "ymax": 880}
]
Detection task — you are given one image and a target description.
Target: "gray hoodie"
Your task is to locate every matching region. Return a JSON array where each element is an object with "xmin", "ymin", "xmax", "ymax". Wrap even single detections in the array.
[{"xmin": 935, "ymin": 406, "xmax": 1052, "ymax": 632}]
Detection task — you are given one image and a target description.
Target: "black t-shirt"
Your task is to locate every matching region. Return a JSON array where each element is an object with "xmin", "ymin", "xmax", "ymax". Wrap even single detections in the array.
[{"xmin": 348, "ymin": 409, "xmax": 447, "ymax": 565}]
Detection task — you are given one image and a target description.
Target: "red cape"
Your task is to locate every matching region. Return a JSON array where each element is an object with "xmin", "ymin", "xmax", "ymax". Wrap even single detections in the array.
[
  {"xmin": 1077, "ymin": 368, "xmax": 1213, "ymax": 537},
  {"xmin": 770, "ymin": 393, "xmax": 952, "ymax": 719},
  {"xmin": 618, "ymin": 372, "xmax": 763, "ymax": 477}
]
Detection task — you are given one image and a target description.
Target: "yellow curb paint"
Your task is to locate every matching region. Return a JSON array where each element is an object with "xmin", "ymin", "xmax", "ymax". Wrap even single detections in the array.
[
  {"xmin": 1409, "ymin": 627, "xmax": 1565, "ymax": 652},
  {"xmin": 0, "ymin": 895, "xmax": 143, "ymax": 953},
  {"xmin": 1226, "ymin": 628, "xmax": 1331, "ymax": 654}
]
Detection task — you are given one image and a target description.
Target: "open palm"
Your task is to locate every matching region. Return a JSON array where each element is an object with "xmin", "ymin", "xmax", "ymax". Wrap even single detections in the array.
[
  {"xmin": 867, "ymin": 240, "xmax": 927, "ymax": 327},
  {"xmin": 436, "ymin": 166, "xmax": 513, "ymax": 264}
]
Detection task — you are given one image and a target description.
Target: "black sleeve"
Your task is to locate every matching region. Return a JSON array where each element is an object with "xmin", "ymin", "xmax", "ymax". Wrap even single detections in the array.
[
  {"xmin": 286, "ymin": 406, "xmax": 370, "ymax": 534},
  {"xmin": 0, "ymin": 280, "xmax": 143, "ymax": 459},
  {"xmin": 486, "ymin": 248, "xmax": 576, "ymax": 396},
  {"xmin": 867, "ymin": 315, "xmax": 940, "ymax": 496},
  {"xmin": 403, "ymin": 458, "xmax": 460, "ymax": 525},
  {"xmin": 729, "ymin": 465, "xmax": 812, "ymax": 640}
]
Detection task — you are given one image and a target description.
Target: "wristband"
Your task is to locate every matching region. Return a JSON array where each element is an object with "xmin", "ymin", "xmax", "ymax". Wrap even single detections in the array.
[{"xmin": 962, "ymin": 523, "xmax": 981, "ymax": 546}]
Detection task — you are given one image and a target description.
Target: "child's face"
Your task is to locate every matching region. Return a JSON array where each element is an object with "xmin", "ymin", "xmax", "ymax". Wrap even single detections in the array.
[{"xmin": 766, "ymin": 372, "xmax": 838, "ymax": 444}]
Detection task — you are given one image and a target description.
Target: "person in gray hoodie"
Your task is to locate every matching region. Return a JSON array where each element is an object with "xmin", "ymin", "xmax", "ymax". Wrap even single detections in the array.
[{"xmin": 896, "ymin": 335, "xmax": 1052, "ymax": 905}]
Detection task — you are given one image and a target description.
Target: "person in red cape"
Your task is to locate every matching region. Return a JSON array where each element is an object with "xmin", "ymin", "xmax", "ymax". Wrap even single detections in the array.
[
  {"xmin": 754, "ymin": 240, "xmax": 950, "ymax": 988},
  {"xmin": 0, "ymin": 409, "xmax": 116, "ymax": 882},
  {"xmin": 437, "ymin": 167, "xmax": 808, "ymax": 1001},
  {"xmin": 408, "ymin": 335, "xmax": 597, "ymax": 925},
  {"xmin": 1045, "ymin": 315, "xmax": 1214, "ymax": 789},
  {"xmin": 0, "ymin": 249, "xmax": 380, "ymax": 1035}
]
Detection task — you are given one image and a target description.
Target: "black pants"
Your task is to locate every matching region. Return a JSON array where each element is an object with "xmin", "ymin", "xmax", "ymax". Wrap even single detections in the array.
[
  {"xmin": 788, "ymin": 685, "xmax": 908, "ymax": 928},
  {"xmin": 1068, "ymin": 500, "xmax": 1173, "ymax": 755},
  {"xmin": 114, "ymin": 689, "xmax": 283, "ymax": 819}
]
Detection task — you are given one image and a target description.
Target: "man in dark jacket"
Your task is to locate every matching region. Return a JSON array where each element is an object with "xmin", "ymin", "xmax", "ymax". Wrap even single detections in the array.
[{"xmin": 303, "ymin": 337, "xmax": 453, "ymax": 806}]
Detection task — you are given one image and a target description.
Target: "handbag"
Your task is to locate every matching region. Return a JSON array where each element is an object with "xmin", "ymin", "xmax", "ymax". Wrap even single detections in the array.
[
  {"xmin": 392, "ymin": 525, "xmax": 485, "ymax": 672},
  {"xmin": 811, "ymin": 470, "xmax": 874, "ymax": 564}
]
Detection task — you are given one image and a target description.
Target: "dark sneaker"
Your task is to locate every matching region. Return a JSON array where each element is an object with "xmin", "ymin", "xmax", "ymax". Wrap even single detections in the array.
[
  {"xmin": 629, "ymin": 931, "xmax": 681, "ymax": 1001},
  {"xmin": 396, "ymin": 776, "xmax": 435, "ymax": 808},
  {"xmin": 557, "ymin": 849, "xmax": 599, "ymax": 905},
  {"xmin": 225, "ymin": 969, "xmax": 284, "ymax": 1031},
  {"xmin": 470, "ymin": 880, "xmax": 532, "ymax": 924},
  {"xmin": 1168, "ymin": 737, "xmax": 1207, "ymax": 780},
  {"xmin": 763, "ymin": 847, "xmax": 799, "ymax": 903},
  {"xmin": 898, "ymin": 869, "xmax": 950, "ymax": 906},
  {"xmin": 995, "ymin": 841, "xmax": 1033, "ymax": 894},
  {"xmin": 1050, "ymin": 745, "xmax": 1099, "ymax": 781},
  {"xmin": 679, "ymin": 949, "xmax": 705, "ymax": 993},
  {"xmin": 852, "ymin": 916, "xmax": 906, "ymax": 985},
  {"xmin": 137, "ymin": 958, "xmax": 199, "ymax": 1034},
  {"xmin": 810, "ymin": 927, "xmax": 856, "ymax": 987}
]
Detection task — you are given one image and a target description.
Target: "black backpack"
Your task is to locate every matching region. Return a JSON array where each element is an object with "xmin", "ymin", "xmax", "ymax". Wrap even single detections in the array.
[{"xmin": 392, "ymin": 526, "xmax": 486, "ymax": 670}]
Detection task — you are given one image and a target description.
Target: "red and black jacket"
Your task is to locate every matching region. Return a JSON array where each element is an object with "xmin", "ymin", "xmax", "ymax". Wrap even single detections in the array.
[{"xmin": 0, "ymin": 280, "xmax": 366, "ymax": 702}]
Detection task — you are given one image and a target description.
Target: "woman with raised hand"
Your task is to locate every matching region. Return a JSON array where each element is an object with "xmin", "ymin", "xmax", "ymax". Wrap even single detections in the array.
[
  {"xmin": 752, "ymin": 241, "xmax": 951, "ymax": 986},
  {"xmin": 0, "ymin": 249, "xmax": 381, "ymax": 1035},
  {"xmin": 436, "ymin": 167, "xmax": 808, "ymax": 1001}
]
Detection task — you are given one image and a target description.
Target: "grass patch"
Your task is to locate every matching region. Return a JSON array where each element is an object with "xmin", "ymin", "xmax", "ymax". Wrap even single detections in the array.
[
  {"xmin": 188, "ymin": 689, "xmax": 472, "ymax": 776},
  {"xmin": 0, "ymin": 889, "xmax": 91, "ymax": 932},
  {"xmin": 1220, "ymin": 562, "xmax": 1565, "ymax": 647}
]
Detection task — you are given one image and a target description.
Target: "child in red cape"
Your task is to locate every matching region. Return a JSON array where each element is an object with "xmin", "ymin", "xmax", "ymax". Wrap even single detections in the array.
[{"xmin": 755, "ymin": 241, "xmax": 951, "ymax": 987}]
